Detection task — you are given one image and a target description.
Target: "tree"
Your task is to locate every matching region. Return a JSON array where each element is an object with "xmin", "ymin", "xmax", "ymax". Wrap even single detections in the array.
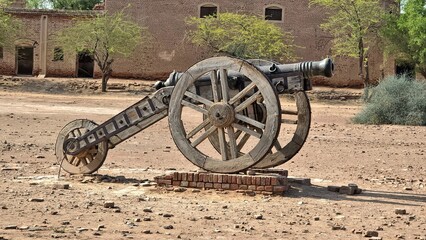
[
  {"xmin": 310, "ymin": 0, "xmax": 385, "ymax": 86},
  {"xmin": 0, "ymin": 0, "xmax": 20, "ymax": 49},
  {"xmin": 26, "ymin": 0, "xmax": 102, "ymax": 10},
  {"xmin": 56, "ymin": 11, "xmax": 148, "ymax": 92},
  {"xmin": 186, "ymin": 12, "xmax": 297, "ymax": 62},
  {"xmin": 381, "ymin": 0, "xmax": 426, "ymax": 78}
]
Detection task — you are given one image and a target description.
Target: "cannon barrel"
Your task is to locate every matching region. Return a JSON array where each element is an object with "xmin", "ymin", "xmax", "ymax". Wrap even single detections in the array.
[{"xmin": 154, "ymin": 58, "xmax": 334, "ymax": 90}]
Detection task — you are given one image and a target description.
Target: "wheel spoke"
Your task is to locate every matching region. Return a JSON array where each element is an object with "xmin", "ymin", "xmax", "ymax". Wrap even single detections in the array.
[
  {"xmin": 218, "ymin": 128, "xmax": 227, "ymax": 160},
  {"xmin": 80, "ymin": 157, "xmax": 88, "ymax": 166},
  {"xmin": 235, "ymin": 129, "xmax": 242, "ymax": 139},
  {"xmin": 76, "ymin": 128, "xmax": 82, "ymax": 137},
  {"xmin": 281, "ymin": 119, "xmax": 298, "ymax": 124},
  {"xmin": 68, "ymin": 156, "xmax": 76, "ymax": 164},
  {"xmin": 186, "ymin": 118, "xmax": 211, "ymax": 139},
  {"xmin": 232, "ymin": 123, "xmax": 262, "ymax": 139},
  {"xmin": 87, "ymin": 154, "xmax": 94, "ymax": 163},
  {"xmin": 184, "ymin": 91, "xmax": 213, "ymax": 107},
  {"xmin": 235, "ymin": 113, "xmax": 265, "ymax": 130},
  {"xmin": 273, "ymin": 140, "xmax": 282, "ymax": 151},
  {"xmin": 282, "ymin": 109, "xmax": 298, "ymax": 115},
  {"xmin": 234, "ymin": 90, "xmax": 261, "ymax": 113},
  {"xmin": 182, "ymin": 100, "xmax": 208, "ymax": 115},
  {"xmin": 219, "ymin": 68, "xmax": 229, "ymax": 102},
  {"xmin": 226, "ymin": 127, "xmax": 238, "ymax": 159},
  {"xmin": 191, "ymin": 125, "xmax": 218, "ymax": 147},
  {"xmin": 210, "ymin": 70, "xmax": 220, "ymax": 102},
  {"xmin": 229, "ymin": 82, "xmax": 256, "ymax": 105},
  {"xmin": 74, "ymin": 158, "xmax": 81, "ymax": 166},
  {"xmin": 237, "ymin": 132, "xmax": 251, "ymax": 150}
]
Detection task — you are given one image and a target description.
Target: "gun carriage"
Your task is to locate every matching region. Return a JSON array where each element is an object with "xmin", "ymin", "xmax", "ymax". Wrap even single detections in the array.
[{"xmin": 55, "ymin": 56, "xmax": 334, "ymax": 174}]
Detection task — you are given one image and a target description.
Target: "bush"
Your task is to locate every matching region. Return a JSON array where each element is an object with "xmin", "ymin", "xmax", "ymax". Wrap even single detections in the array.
[{"xmin": 353, "ymin": 75, "xmax": 426, "ymax": 125}]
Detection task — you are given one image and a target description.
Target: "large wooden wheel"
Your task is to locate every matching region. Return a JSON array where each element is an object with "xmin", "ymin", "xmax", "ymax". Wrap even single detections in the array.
[
  {"xmin": 168, "ymin": 56, "xmax": 281, "ymax": 173},
  {"xmin": 55, "ymin": 119, "xmax": 108, "ymax": 174},
  {"xmin": 254, "ymin": 91, "xmax": 311, "ymax": 168}
]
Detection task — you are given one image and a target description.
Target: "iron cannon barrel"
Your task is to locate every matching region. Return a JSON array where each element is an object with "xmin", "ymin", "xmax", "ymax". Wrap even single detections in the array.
[{"xmin": 153, "ymin": 58, "xmax": 334, "ymax": 90}]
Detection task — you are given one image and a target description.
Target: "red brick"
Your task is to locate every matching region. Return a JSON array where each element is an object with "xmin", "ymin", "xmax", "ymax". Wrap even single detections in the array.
[
  {"xmin": 196, "ymin": 182, "xmax": 204, "ymax": 188},
  {"xmin": 213, "ymin": 174, "xmax": 218, "ymax": 183},
  {"xmin": 177, "ymin": 173, "xmax": 183, "ymax": 181},
  {"xmin": 173, "ymin": 172, "xmax": 179, "ymax": 180},
  {"xmin": 239, "ymin": 185, "xmax": 248, "ymax": 190},
  {"xmin": 230, "ymin": 184, "xmax": 239, "ymax": 190},
  {"xmin": 199, "ymin": 173, "xmax": 205, "ymax": 182},
  {"xmin": 213, "ymin": 183, "xmax": 221, "ymax": 189},
  {"xmin": 218, "ymin": 175, "xmax": 223, "ymax": 183},
  {"xmin": 222, "ymin": 183, "xmax": 230, "ymax": 189},
  {"xmin": 222, "ymin": 175, "xmax": 228, "ymax": 183},
  {"xmin": 208, "ymin": 174, "xmax": 213, "ymax": 182},
  {"xmin": 256, "ymin": 186, "xmax": 265, "ymax": 191},
  {"xmin": 260, "ymin": 177, "xmax": 266, "ymax": 186},
  {"xmin": 157, "ymin": 179, "xmax": 172, "ymax": 185},
  {"xmin": 236, "ymin": 176, "xmax": 242, "ymax": 184},
  {"xmin": 271, "ymin": 177, "xmax": 279, "ymax": 186},
  {"xmin": 173, "ymin": 181, "xmax": 181, "ymax": 186},
  {"xmin": 244, "ymin": 176, "xmax": 251, "ymax": 185},
  {"xmin": 232, "ymin": 176, "xmax": 238, "ymax": 184},
  {"xmin": 248, "ymin": 185, "xmax": 256, "ymax": 191},
  {"xmin": 255, "ymin": 177, "xmax": 261, "ymax": 186},
  {"xmin": 188, "ymin": 173, "xmax": 194, "ymax": 182},
  {"xmin": 189, "ymin": 181, "xmax": 197, "ymax": 187},
  {"xmin": 182, "ymin": 173, "xmax": 188, "ymax": 181},
  {"xmin": 265, "ymin": 186, "xmax": 273, "ymax": 192},
  {"xmin": 205, "ymin": 183, "xmax": 213, "ymax": 189},
  {"xmin": 193, "ymin": 173, "xmax": 199, "ymax": 182},
  {"xmin": 265, "ymin": 177, "xmax": 271, "ymax": 186}
]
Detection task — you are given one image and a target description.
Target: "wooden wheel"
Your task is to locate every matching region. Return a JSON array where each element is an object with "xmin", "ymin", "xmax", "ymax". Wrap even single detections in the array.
[
  {"xmin": 168, "ymin": 56, "xmax": 281, "ymax": 173},
  {"xmin": 253, "ymin": 91, "xmax": 311, "ymax": 168},
  {"xmin": 55, "ymin": 119, "xmax": 108, "ymax": 174}
]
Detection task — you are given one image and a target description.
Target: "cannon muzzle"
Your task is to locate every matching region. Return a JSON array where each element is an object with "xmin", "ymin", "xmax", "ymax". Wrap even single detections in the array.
[{"xmin": 259, "ymin": 58, "xmax": 334, "ymax": 78}]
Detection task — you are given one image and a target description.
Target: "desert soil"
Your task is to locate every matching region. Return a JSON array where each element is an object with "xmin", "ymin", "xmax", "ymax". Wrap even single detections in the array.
[{"xmin": 0, "ymin": 76, "xmax": 425, "ymax": 240}]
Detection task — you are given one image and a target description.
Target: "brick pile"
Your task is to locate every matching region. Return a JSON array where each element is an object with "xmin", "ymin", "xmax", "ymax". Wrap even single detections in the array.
[{"xmin": 155, "ymin": 170, "xmax": 289, "ymax": 195}]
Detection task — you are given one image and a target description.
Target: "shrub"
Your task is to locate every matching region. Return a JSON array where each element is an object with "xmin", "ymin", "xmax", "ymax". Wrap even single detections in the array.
[{"xmin": 353, "ymin": 75, "xmax": 426, "ymax": 125}]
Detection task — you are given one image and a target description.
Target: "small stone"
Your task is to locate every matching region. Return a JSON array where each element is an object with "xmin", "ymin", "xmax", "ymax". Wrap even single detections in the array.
[
  {"xmin": 103, "ymin": 201, "xmax": 115, "ymax": 208},
  {"xmin": 134, "ymin": 218, "xmax": 141, "ymax": 222},
  {"xmin": 369, "ymin": 237, "xmax": 382, "ymax": 240},
  {"xmin": 192, "ymin": 189, "xmax": 201, "ymax": 193},
  {"xmin": 4, "ymin": 225, "xmax": 17, "ymax": 230},
  {"xmin": 365, "ymin": 230, "xmax": 379, "ymax": 237},
  {"xmin": 204, "ymin": 216, "xmax": 214, "ymax": 220},
  {"xmin": 53, "ymin": 183, "xmax": 70, "ymax": 190},
  {"xmin": 314, "ymin": 216, "xmax": 320, "ymax": 221},
  {"xmin": 143, "ymin": 217, "xmax": 151, "ymax": 221},
  {"xmin": 61, "ymin": 221, "xmax": 70, "ymax": 225},
  {"xmin": 214, "ymin": 229, "xmax": 221, "ymax": 233},
  {"xmin": 331, "ymin": 225, "xmax": 346, "ymax": 230},
  {"xmin": 174, "ymin": 187, "xmax": 186, "ymax": 192},
  {"xmin": 255, "ymin": 214, "xmax": 263, "ymax": 220},
  {"xmin": 140, "ymin": 182, "xmax": 151, "ymax": 187},
  {"xmin": 404, "ymin": 187, "xmax": 413, "ymax": 191},
  {"xmin": 395, "ymin": 208, "xmax": 407, "ymax": 215},
  {"xmin": 163, "ymin": 225, "xmax": 173, "ymax": 230},
  {"xmin": 143, "ymin": 208, "xmax": 153, "ymax": 213},
  {"xmin": 142, "ymin": 230, "xmax": 152, "ymax": 234},
  {"xmin": 18, "ymin": 226, "xmax": 29, "ymax": 230},
  {"xmin": 77, "ymin": 227, "xmax": 88, "ymax": 233},
  {"xmin": 163, "ymin": 213, "xmax": 173, "ymax": 218},
  {"xmin": 29, "ymin": 198, "xmax": 44, "ymax": 202}
]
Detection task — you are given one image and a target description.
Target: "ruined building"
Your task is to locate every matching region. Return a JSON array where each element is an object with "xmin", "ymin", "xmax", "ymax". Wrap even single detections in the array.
[{"xmin": 0, "ymin": 0, "xmax": 397, "ymax": 86}]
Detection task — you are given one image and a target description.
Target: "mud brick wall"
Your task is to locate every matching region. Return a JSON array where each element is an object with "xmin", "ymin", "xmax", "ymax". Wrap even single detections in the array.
[{"xmin": 155, "ymin": 172, "xmax": 289, "ymax": 195}]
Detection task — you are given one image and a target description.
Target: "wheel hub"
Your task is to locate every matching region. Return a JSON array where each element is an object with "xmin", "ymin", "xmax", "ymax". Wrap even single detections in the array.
[{"xmin": 208, "ymin": 103, "xmax": 235, "ymax": 128}]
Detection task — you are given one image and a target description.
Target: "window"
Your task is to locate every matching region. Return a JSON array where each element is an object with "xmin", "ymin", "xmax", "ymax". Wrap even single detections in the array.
[
  {"xmin": 265, "ymin": 6, "xmax": 283, "ymax": 21},
  {"xmin": 200, "ymin": 4, "xmax": 218, "ymax": 18},
  {"xmin": 0, "ymin": 47, "xmax": 3, "ymax": 59},
  {"xmin": 53, "ymin": 47, "xmax": 64, "ymax": 61}
]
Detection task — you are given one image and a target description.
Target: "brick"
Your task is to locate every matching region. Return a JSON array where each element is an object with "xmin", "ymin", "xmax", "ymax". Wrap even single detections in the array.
[
  {"xmin": 222, "ymin": 183, "xmax": 230, "ymax": 190},
  {"xmin": 222, "ymin": 175, "xmax": 228, "ymax": 183},
  {"xmin": 264, "ymin": 177, "xmax": 271, "ymax": 186},
  {"xmin": 260, "ymin": 177, "xmax": 266, "ymax": 186},
  {"xmin": 164, "ymin": 174, "xmax": 174, "ymax": 180},
  {"xmin": 208, "ymin": 174, "xmax": 214, "ymax": 182},
  {"xmin": 218, "ymin": 175, "xmax": 223, "ymax": 183},
  {"xmin": 232, "ymin": 176, "xmax": 237, "ymax": 184},
  {"xmin": 213, "ymin": 174, "xmax": 218, "ymax": 183},
  {"xmin": 173, "ymin": 172, "xmax": 179, "ymax": 180},
  {"xmin": 205, "ymin": 183, "xmax": 213, "ymax": 189},
  {"xmin": 236, "ymin": 176, "xmax": 242, "ymax": 184},
  {"xmin": 188, "ymin": 173, "xmax": 194, "ymax": 182},
  {"xmin": 193, "ymin": 173, "xmax": 199, "ymax": 182},
  {"xmin": 248, "ymin": 185, "xmax": 256, "ymax": 191},
  {"xmin": 230, "ymin": 184, "xmax": 239, "ymax": 190},
  {"xmin": 180, "ymin": 181, "xmax": 189, "ymax": 187},
  {"xmin": 271, "ymin": 177, "xmax": 279, "ymax": 186},
  {"xmin": 255, "ymin": 177, "xmax": 261, "ymax": 186},
  {"xmin": 198, "ymin": 173, "xmax": 205, "ymax": 182},
  {"xmin": 245, "ymin": 176, "xmax": 252, "ymax": 185},
  {"xmin": 256, "ymin": 186, "xmax": 265, "ymax": 191},
  {"xmin": 196, "ymin": 182, "xmax": 204, "ymax": 188},
  {"xmin": 189, "ymin": 181, "xmax": 197, "ymax": 188},
  {"xmin": 213, "ymin": 183, "xmax": 222, "ymax": 189},
  {"xmin": 157, "ymin": 179, "xmax": 172, "ymax": 185},
  {"xmin": 181, "ymin": 173, "xmax": 188, "ymax": 181},
  {"xmin": 265, "ymin": 186, "xmax": 273, "ymax": 192},
  {"xmin": 172, "ymin": 181, "xmax": 181, "ymax": 186},
  {"xmin": 273, "ymin": 185, "xmax": 286, "ymax": 193},
  {"xmin": 239, "ymin": 185, "xmax": 248, "ymax": 190}
]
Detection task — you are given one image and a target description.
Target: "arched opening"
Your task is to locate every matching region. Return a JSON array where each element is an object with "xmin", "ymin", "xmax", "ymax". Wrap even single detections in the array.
[{"xmin": 199, "ymin": 3, "xmax": 218, "ymax": 18}]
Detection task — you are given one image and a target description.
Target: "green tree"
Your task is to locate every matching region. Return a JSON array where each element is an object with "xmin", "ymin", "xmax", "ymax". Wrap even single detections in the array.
[
  {"xmin": 310, "ymin": 0, "xmax": 385, "ymax": 86},
  {"xmin": 26, "ymin": 0, "xmax": 102, "ymax": 10},
  {"xmin": 0, "ymin": 0, "xmax": 21, "ymax": 49},
  {"xmin": 186, "ymin": 12, "xmax": 297, "ymax": 62},
  {"xmin": 382, "ymin": 0, "xmax": 426, "ymax": 78},
  {"xmin": 56, "ymin": 11, "xmax": 148, "ymax": 92}
]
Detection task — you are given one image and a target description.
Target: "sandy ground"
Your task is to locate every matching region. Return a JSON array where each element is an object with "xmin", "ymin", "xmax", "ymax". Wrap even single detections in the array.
[{"xmin": 0, "ymin": 77, "xmax": 425, "ymax": 240}]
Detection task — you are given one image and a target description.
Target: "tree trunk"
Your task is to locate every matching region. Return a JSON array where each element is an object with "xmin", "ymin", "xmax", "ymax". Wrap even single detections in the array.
[
  {"xmin": 101, "ymin": 65, "xmax": 112, "ymax": 92},
  {"xmin": 358, "ymin": 38, "xmax": 365, "ymax": 86}
]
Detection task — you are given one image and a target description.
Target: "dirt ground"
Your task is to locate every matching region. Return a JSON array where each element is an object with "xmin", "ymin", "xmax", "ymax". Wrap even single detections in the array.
[{"xmin": 0, "ymin": 76, "xmax": 425, "ymax": 240}]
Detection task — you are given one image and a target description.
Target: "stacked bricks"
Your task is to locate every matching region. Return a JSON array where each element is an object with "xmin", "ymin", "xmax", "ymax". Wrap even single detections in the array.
[{"xmin": 155, "ymin": 170, "xmax": 289, "ymax": 195}]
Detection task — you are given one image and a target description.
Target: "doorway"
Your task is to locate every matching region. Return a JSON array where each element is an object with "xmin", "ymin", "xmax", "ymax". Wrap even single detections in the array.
[
  {"xmin": 396, "ymin": 61, "xmax": 415, "ymax": 79},
  {"xmin": 77, "ymin": 51, "xmax": 94, "ymax": 78},
  {"xmin": 16, "ymin": 47, "xmax": 34, "ymax": 75}
]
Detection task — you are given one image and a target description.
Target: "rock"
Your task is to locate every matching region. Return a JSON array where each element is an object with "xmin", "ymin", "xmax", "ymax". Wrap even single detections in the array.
[
  {"xmin": 29, "ymin": 198, "xmax": 44, "ymax": 202},
  {"xmin": 174, "ymin": 187, "xmax": 186, "ymax": 192},
  {"xmin": 143, "ymin": 217, "xmax": 151, "ymax": 221},
  {"xmin": 365, "ymin": 230, "xmax": 379, "ymax": 237},
  {"xmin": 339, "ymin": 186, "xmax": 356, "ymax": 195},
  {"xmin": 4, "ymin": 225, "xmax": 17, "ymax": 230},
  {"xmin": 204, "ymin": 216, "xmax": 214, "ymax": 220},
  {"xmin": 331, "ymin": 225, "xmax": 346, "ymax": 230},
  {"xmin": 192, "ymin": 189, "xmax": 201, "ymax": 193},
  {"xmin": 395, "ymin": 208, "xmax": 407, "ymax": 215},
  {"xmin": 140, "ymin": 182, "xmax": 151, "ymax": 187},
  {"xmin": 314, "ymin": 216, "xmax": 320, "ymax": 221},
  {"xmin": 134, "ymin": 218, "xmax": 141, "ymax": 222},
  {"xmin": 163, "ymin": 213, "xmax": 173, "ymax": 218},
  {"xmin": 142, "ymin": 230, "xmax": 152, "ymax": 234},
  {"xmin": 103, "ymin": 201, "xmax": 115, "ymax": 208},
  {"xmin": 255, "ymin": 214, "xmax": 263, "ymax": 220},
  {"xmin": 163, "ymin": 225, "xmax": 173, "ymax": 230},
  {"xmin": 143, "ymin": 208, "xmax": 153, "ymax": 213},
  {"xmin": 53, "ymin": 183, "xmax": 70, "ymax": 190},
  {"xmin": 404, "ymin": 187, "xmax": 413, "ymax": 191}
]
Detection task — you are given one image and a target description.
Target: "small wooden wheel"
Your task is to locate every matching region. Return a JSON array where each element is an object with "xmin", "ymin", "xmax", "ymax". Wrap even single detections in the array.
[
  {"xmin": 55, "ymin": 119, "xmax": 108, "ymax": 174},
  {"xmin": 168, "ymin": 56, "xmax": 281, "ymax": 173},
  {"xmin": 253, "ymin": 91, "xmax": 311, "ymax": 168}
]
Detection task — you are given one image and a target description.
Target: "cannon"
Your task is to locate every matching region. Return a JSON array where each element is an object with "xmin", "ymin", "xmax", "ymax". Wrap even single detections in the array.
[{"xmin": 55, "ymin": 56, "xmax": 334, "ymax": 174}]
